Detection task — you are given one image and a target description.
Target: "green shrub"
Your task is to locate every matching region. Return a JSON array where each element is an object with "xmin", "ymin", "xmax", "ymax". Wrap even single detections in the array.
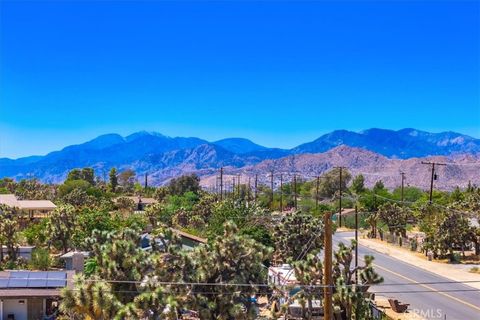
[{"xmin": 30, "ymin": 248, "xmax": 51, "ymax": 270}]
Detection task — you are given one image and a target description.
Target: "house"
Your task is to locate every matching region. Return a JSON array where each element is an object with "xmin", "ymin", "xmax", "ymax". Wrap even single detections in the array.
[
  {"xmin": 125, "ymin": 196, "xmax": 157, "ymax": 211},
  {"xmin": 268, "ymin": 264, "xmax": 323, "ymax": 319},
  {"xmin": 58, "ymin": 251, "xmax": 90, "ymax": 272},
  {"xmin": 0, "ymin": 270, "xmax": 74, "ymax": 320},
  {"xmin": 0, "ymin": 195, "xmax": 56, "ymax": 219},
  {"xmin": 268, "ymin": 264, "xmax": 299, "ymax": 305},
  {"xmin": 140, "ymin": 228, "xmax": 207, "ymax": 252},
  {"xmin": 1, "ymin": 247, "xmax": 35, "ymax": 262}
]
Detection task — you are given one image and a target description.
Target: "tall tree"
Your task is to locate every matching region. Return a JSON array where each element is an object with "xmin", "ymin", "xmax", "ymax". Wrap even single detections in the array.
[
  {"xmin": 373, "ymin": 180, "xmax": 385, "ymax": 193},
  {"xmin": 67, "ymin": 169, "xmax": 83, "ymax": 182},
  {"xmin": 318, "ymin": 168, "xmax": 352, "ymax": 198},
  {"xmin": 351, "ymin": 175, "xmax": 366, "ymax": 194},
  {"xmin": 85, "ymin": 228, "xmax": 150, "ymax": 304},
  {"xmin": 168, "ymin": 174, "xmax": 201, "ymax": 196},
  {"xmin": 189, "ymin": 222, "xmax": 272, "ymax": 319},
  {"xmin": 109, "ymin": 168, "xmax": 118, "ymax": 192},
  {"xmin": 378, "ymin": 203, "xmax": 409, "ymax": 238},
  {"xmin": 119, "ymin": 169, "xmax": 136, "ymax": 192},
  {"xmin": 82, "ymin": 167, "xmax": 96, "ymax": 185},
  {"xmin": 333, "ymin": 241, "xmax": 383, "ymax": 319},
  {"xmin": 290, "ymin": 252, "xmax": 324, "ymax": 319},
  {"xmin": 273, "ymin": 213, "xmax": 324, "ymax": 263},
  {"xmin": 60, "ymin": 275, "xmax": 123, "ymax": 320},
  {"xmin": 0, "ymin": 204, "xmax": 20, "ymax": 262},
  {"xmin": 46, "ymin": 204, "xmax": 77, "ymax": 253}
]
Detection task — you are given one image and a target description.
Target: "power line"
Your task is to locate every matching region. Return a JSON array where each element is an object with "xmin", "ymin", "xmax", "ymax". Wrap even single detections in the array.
[{"xmin": 11, "ymin": 276, "xmax": 479, "ymax": 289}]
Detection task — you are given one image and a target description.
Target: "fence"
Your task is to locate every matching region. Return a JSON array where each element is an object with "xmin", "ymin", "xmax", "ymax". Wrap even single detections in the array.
[{"xmin": 374, "ymin": 231, "xmax": 423, "ymax": 253}]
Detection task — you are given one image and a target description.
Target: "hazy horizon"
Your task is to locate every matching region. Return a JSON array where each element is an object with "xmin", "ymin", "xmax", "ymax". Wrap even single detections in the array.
[
  {"xmin": 1, "ymin": 1, "xmax": 479, "ymax": 158},
  {"xmin": 2, "ymin": 127, "xmax": 480, "ymax": 160}
]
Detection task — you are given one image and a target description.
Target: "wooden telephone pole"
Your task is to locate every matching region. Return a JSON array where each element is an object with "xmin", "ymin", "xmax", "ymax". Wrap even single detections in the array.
[
  {"xmin": 400, "ymin": 172, "xmax": 406, "ymax": 206},
  {"xmin": 254, "ymin": 174, "xmax": 258, "ymax": 202},
  {"xmin": 324, "ymin": 211, "xmax": 333, "ymax": 320},
  {"xmin": 335, "ymin": 167, "xmax": 346, "ymax": 227},
  {"xmin": 421, "ymin": 162, "xmax": 446, "ymax": 203},
  {"xmin": 232, "ymin": 177, "xmax": 236, "ymax": 199},
  {"xmin": 293, "ymin": 174, "xmax": 298, "ymax": 210},
  {"xmin": 237, "ymin": 174, "xmax": 241, "ymax": 199},
  {"xmin": 280, "ymin": 174, "xmax": 283, "ymax": 212},
  {"xmin": 270, "ymin": 170, "xmax": 274, "ymax": 209},
  {"xmin": 219, "ymin": 167, "xmax": 224, "ymax": 200},
  {"xmin": 355, "ymin": 205, "xmax": 359, "ymax": 284}
]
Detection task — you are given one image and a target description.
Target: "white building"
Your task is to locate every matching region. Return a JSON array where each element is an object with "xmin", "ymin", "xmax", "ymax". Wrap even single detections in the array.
[
  {"xmin": 0, "ymin": 194, "xmax": 56, "ymax": 219},
  {"xmin": 0, "ymin": 270, "xmax": 74, "ymax": 320}
]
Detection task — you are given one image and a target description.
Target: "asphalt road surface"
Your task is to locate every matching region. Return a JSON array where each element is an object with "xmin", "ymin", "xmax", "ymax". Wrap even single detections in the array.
[{"xmin": 334, "ymin": 231, "xmax": 480, "ymax": 320}]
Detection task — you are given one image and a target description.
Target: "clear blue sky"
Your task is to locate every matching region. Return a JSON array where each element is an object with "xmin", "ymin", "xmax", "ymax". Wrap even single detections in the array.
[{"xmin": 1, "ymin": 1, "xmax": 479, "ymax": 158}]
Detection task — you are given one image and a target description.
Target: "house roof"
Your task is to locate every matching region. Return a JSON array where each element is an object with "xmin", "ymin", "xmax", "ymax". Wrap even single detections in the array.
[
  {"xmin": 0, "ymin": 270, "xmax": 74, "ymax": 297},
  {"xmin": 0, "ymin": 194, "xmax": 56, "ymax": 210},
  {"xmin": 59, "ymin": 251, "xmax": 91, "ymax": 259},
  {"xmin": 17, "ymin": 200, "xmax": 57, "ymax": 210},
  {"xmin": 1, "ymin": 246, "xmax": 35, "ymax": 253},
  {"xmin": 172, "ymin": 228, "xmax": 207, "ymax": 244},
  {"xmin": 125, "ymin": 196, "xmax": 158, "ymax": 204},
  {"xmin": 0, "ymin": 194, "xmax": 20, "ymax": 207},
  {"xmin": 333, "ymin": 208, "xmax": 356, "ymax": 216},
  {"xmin": 268, "ymin": 264, "xmax": 298, "ymax": 284}
]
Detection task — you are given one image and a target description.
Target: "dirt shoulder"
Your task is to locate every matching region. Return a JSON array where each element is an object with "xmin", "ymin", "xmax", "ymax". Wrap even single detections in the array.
[
  {"xmin": 359, "ymin": 237, "xmax": 480, "ymax": 290},
  {"xmin": 375, "ymin": 296, "xmax": 426, "ymax": 320}
]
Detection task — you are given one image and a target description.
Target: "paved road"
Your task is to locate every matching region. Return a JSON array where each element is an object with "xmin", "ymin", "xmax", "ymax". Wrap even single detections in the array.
[{"xmin": 334, "ymin": 231, "xmax": 480, "ymax": 320}]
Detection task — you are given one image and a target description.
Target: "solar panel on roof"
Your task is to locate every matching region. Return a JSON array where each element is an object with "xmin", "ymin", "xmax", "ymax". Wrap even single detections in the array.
[
  {"xmin": 10, "ymin": 271, "xmax": 29, "ymax": 278},
  {"xmin": 1, "ymin": 271, "xmax": 67, "ymax": 288},
  {"xmin": 46, "ymin": 271, "xmax": 67, "ymax": 287},
  {"xmin": 0, "ymin": 278, "xmax": 8, "ymax": 288},
  {"xmin": 28, "ymin": 271, "xmax": 48, "ymax": 288},
  {"xmin": 9, "ymin": 271, "xmax": 28, "ymax": 287}
]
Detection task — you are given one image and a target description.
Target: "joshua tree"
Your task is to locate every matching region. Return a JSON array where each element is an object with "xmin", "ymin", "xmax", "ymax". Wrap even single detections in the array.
[
  {"xmin": 46, "ymin": 204, "xmax": 77, "ymax": 253},
  {"xmin": 273, "ymin": 213, "xmax": 324, "ymax": 263},
  {"xmin": 365, "ymin": 212, "xmax": 378, "ymax": 238},
  {"xmin": 85, "ymin": 228, "xmax": 150, "ymax": 304},
  {"xmin": 0, "ymin": 204, "xmax": 20, "ymax": 262},
  {"xmin": 378, "ymin": 203, "xmax": 410, "ymax": 239},
  {"xmin": 189, "ymin": 222, "xmax": 272, "ymax": 319},
  {"xmin": 60, "ymin": 275, "xmax": 122, "ymax": 320},
  {"xmin": 333, "ymin": 241, "xmax": 383, "ymax": 320}
]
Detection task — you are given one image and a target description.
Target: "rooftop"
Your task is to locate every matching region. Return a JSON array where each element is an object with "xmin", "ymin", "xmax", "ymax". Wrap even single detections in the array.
[
  {"xmin": 125, "ymin": 196, "xmax": 158, "ymax": 204},
  {"xmin": 268, "ymin": 264, "xmax": 298, "ymax": 285},
  {"xmin": 0, "ymin": 270, "xmax": 74, "ymax": 297},
  {"xmin": 0, "ymin": 194, "xmax": 56, "ymax": 210}
]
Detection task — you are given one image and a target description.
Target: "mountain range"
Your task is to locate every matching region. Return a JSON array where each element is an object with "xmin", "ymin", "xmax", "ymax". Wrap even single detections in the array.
[{"xmin": 1, "ymin": 128, "xmax": 479, "ymax": 189}]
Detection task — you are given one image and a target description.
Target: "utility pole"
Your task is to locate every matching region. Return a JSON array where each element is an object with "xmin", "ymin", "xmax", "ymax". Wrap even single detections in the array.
[
  {"xmin": 316, "ymin": 176, "xmax": 320, "ymax": 210},
  {"xmin": 237, "ymin": 174, "xmax": 241, "ymax": 199},
  {"xmin": 335, "ymin": 167, "xmax": 346, "ymax": 227},
  {"xmin": 355, "ymin": 205, "xmax": 359, "ymax": 284},
  {"xmin": 144, "ymin": 173, "xmax": 148, "ymax": 190},
  {"xmin": 324, "ymin": 211, "xmax": 333, "ymax": 320},
  {"xmin": 232, "ymin": 177, "xmax": 236, "ymax": 199},
  {"xmin": 220, "ymin": 167, "xmax": 224, "ymax": 200},
  {"xmin": 270, "ymin": 171, "xmax": 274, "ymax": 209},
  {"xmin": 400, "ymin": 172, "xmax": 406, "ymax": 206},
  {"xmin": 421, "ymin": 162, "xmax": 446, "ymax": 203},
  {"xmin": 254, "ymin": 174, "xmax": 258, "ymax": 202},
  {"xmin": 280, "ymin": 174, "xmax": 283, "ymax": 212},
  {"xmin": 248, "ymin": 176, "xmax": 251, "ymax": 203},
  {"xmin": 293, "ymin": 174, "xmax": 298, "ymax": 210}
]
